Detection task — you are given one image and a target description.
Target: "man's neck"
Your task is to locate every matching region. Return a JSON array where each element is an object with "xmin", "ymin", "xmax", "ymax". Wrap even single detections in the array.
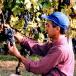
[
  {"xmin": 51, "ymin": 34, "xmax": 60, "ymax": 42},
  {"xmin": 51, "ymin": 34, "xmax": 65, "ymax": 42}
]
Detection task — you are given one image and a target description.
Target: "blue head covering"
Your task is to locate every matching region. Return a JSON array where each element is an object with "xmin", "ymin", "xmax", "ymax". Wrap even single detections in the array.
[{"xmin": 41, "ymin": 12, "xmax": 69, "ymax": 30}]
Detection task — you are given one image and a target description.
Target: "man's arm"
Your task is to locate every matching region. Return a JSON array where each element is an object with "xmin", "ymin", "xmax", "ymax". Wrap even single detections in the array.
[
  {"xmin": 8, "ymin": 43, "xmax": 62, "ymax": 74},
  {"xmin": 14, "ymin": 32, "xmax": 52, "ymax": 56},
  {"xmin": 4, "ymin": 24, "xmax": 51, "ymax": 56}
]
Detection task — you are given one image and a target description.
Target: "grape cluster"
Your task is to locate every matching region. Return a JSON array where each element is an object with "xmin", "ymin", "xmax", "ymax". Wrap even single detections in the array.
[
  {"xmin": 19, "ymin": 10, "xmax": 33, "ymax": 29},
  {"xmin": 4, "ymin": 28, "xmax": 15, "ymax": 46}
]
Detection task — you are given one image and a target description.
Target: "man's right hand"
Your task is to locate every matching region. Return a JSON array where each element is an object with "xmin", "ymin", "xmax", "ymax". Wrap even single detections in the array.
[
  {"xmin": 4, "ymin": 23, "xmax": 11, "ymax": 28},
  {"xmin": 8, "ymin": 42, "xmax": 21, "ymax": 59}
]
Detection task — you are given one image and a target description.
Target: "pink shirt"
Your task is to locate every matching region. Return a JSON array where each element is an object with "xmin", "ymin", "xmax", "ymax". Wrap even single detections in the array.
[{"xmin": 20, "ymin": 35, "xmax": 75, "ymax": 76}]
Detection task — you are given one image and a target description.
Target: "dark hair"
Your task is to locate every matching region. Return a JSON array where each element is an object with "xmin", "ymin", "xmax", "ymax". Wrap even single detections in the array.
[
  {"xmin": 60, "ymin": 27, "xmax": 65, "ymax": 34},
  {"xmin": 52, "ymin": 21, "xmax": 65, "ymax": 34}
]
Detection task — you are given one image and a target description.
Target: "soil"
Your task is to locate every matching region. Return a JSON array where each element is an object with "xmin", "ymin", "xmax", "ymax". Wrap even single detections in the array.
[
  {"xmin": 0, "ymin": 61, "xmax": 25, "ymax": 71},
  {"xmin": 0, "ymin": 61, "xmax": 40, "ymax": 76}
]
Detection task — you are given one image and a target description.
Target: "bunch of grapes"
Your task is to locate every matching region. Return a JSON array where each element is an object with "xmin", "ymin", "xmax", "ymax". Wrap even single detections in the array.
[
  {"xmin": 19, "ymin": 10, "xmax": 33, "ymax": 29},
  {"xmin": 4, "ymin": 28, "xmax": 15, "ymax": 46}
]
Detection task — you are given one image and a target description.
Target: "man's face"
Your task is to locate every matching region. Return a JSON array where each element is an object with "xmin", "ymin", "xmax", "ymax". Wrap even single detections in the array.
[{"xmin": 45, "ymin": 21, "xmax": 59, "ymax": 38}]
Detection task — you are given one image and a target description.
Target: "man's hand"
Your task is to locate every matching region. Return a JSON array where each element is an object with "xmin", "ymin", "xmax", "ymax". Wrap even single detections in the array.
[
  {"xmin": 8, "ymin": 42, "xmax": 21, "ymax": 59},
  {"xmin": 8, "ymin": 42, "xmax": 28, "ymax": 65},
  {"xmin": 4, "ymin": 23, "xmax": 11, "ymax": 28}
]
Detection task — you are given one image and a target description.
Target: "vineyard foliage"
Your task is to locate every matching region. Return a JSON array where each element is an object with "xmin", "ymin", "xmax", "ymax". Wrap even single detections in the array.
[{"xmin": 1, "ymin": 0, "xmax": 76, "ymax": 42}]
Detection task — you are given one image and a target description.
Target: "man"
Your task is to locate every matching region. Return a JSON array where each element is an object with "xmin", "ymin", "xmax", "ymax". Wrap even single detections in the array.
[{"xmin": 8, "ymin": 12, "xmax": 75, "ymax": 76}]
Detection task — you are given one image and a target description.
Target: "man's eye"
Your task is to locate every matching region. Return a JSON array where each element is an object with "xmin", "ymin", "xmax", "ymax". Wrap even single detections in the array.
[
  {"xmin": 45, "ymin": 23, "xmax": 48, "ymax": 25},
  {"xmin": 45, "ymin": 23, "xmax": 50, "ymax": 26}
]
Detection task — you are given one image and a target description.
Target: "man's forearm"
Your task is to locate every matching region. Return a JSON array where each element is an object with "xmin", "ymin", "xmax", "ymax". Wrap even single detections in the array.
[{"xmin": 17, "ymin": 54, "xmax": 31, "ymax": 71}]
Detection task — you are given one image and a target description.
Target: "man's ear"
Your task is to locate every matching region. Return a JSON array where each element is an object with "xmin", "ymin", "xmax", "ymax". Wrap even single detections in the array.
[{"xmin": 56, "ymin": 26, "xmax": 60, "ymax": 31}]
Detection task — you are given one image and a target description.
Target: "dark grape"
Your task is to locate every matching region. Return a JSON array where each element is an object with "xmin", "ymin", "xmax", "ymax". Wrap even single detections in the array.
[{"xmin": 23, "ymin": 15, "xmax": 29, "ymax": 29}]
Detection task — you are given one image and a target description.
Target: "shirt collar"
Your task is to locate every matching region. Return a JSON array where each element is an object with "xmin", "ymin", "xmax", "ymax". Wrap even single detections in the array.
[{"xmin": 52, "ymin": 35, "xmax": 67, "ymax": 46}]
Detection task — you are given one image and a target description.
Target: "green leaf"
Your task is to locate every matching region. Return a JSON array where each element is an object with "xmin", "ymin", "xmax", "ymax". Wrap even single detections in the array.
[{"xmin": 16, "ymin": 0, "xmax": 24, "ymax": 4}]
